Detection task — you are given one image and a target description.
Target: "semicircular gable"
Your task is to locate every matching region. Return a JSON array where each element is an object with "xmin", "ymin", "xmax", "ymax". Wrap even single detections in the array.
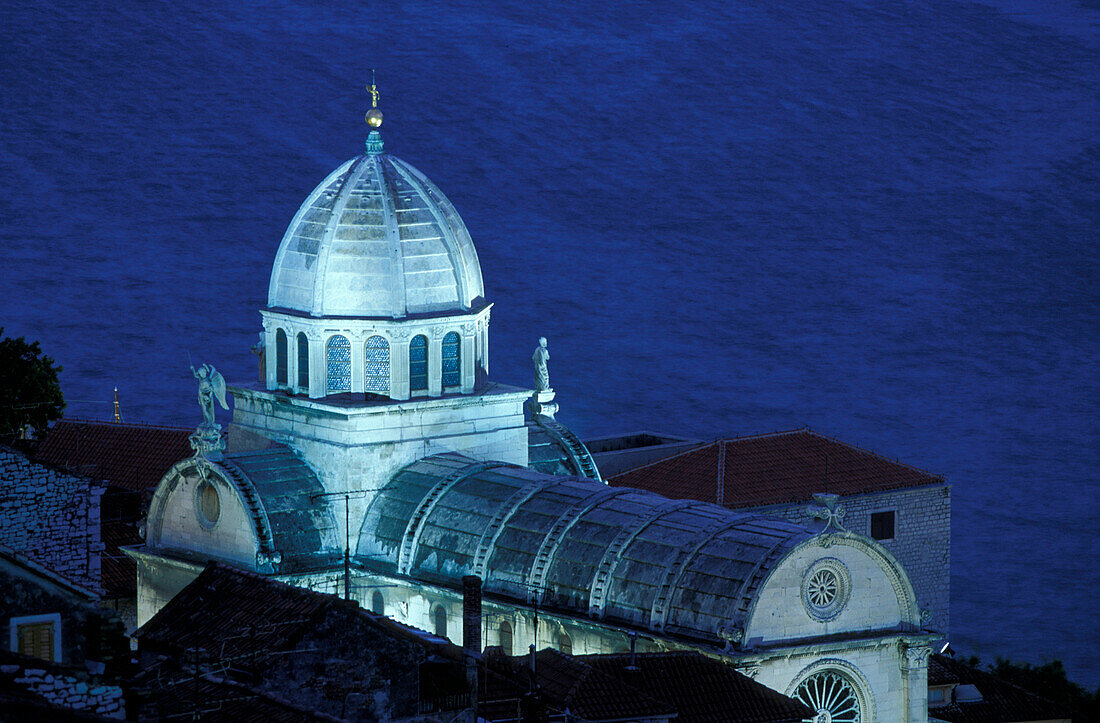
[
  {"xmin": 744, "ymin": 532, "xmax": 922, "ymax": 646},
  {"xmin": 147, "ymin": 447, "xmax": 339, "ymax": 574},
  {"xmin": 146, "ymin": 459, "xmax": 263, "ymax": 570}
]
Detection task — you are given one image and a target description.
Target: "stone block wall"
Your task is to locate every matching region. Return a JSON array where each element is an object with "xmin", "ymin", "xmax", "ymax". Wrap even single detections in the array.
[
  {"xmin": 1, "ymin": 662, "xmax": 125, "ymax": 719},
  {"xmin": 0, "ymin": 447, "xmax": 105, "ymax": 593},
  {"xmin": 750, "ymin": 484, "xmax": 951, "ymax": 635}
]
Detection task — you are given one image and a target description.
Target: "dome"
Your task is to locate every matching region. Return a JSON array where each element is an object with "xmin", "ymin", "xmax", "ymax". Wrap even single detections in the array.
[{"xmin": 268, "ymin": 153, "xmax": 485, "ymax": 319}]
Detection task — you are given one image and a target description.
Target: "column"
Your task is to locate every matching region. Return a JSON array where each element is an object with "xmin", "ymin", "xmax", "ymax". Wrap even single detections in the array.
[{"xmin": 902, "ymin": 644, "xmax": 932, "ymax": 723}]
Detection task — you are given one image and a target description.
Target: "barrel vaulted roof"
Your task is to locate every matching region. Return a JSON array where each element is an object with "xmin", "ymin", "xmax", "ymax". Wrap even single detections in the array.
[
  {"xmin": 217, "ymin": 447, "xmax": 341, "ymax": 574},
  {"xmin": 357, "ymin": 453, "xmax": 813, "ymax": 646}
]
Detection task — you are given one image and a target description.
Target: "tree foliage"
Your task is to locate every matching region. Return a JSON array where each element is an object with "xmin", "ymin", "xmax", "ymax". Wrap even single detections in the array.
[
  {"xmin": 988, "ymin": 657, "xmax": 1100, "ymax": 721},
  {"xmin": 964, "ymin": 654, "xmax": 1100, "ymax": 721},
  {"xmin": 0, "ymin": 328, "xmax": 65, "ymax": 438}
]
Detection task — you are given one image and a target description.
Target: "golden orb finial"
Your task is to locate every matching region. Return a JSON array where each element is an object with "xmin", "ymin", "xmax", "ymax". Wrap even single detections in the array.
[{"xmin": 366, "ymin": 70, "xmax": 383, "ymax": 129}]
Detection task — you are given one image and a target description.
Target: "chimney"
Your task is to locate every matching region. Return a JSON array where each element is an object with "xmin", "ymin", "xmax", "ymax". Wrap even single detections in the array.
[
  {"xmin": 462, "ymin": 575, "xmax": 483, "ymax": 714},
  {"xmin": 462, "ymin": 575, "xmax": 482, "ymax": 654}
]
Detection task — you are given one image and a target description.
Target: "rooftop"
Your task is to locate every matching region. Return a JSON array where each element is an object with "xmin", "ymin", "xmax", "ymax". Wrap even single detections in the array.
[
  {"xmin": 927, "ymin": 654, "xmax": 1075, "ymax": 723},
  {"xmin": 482, "ymin": 647, "xmax": 676, "ymax": 722},
  {"xmin": 581, "ymin": 650, "xmax": 814, "ymax": 723},
  {"xmin": 35, "ymin": 419, "xmax": 192, "ymax": 492},
  {"xmin": 608, "ymin": 428, "xmax": 945, "ymax": 508}
]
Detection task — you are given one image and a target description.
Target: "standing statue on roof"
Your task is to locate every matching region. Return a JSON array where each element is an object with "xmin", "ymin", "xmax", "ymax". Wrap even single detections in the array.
[
  {"xmin": 191, "ymin": 363, "xmax": 228, "ymax": 429},
  {"xmin": 532, "ymin": 337, "xmax": 550, "ymax": 391}
]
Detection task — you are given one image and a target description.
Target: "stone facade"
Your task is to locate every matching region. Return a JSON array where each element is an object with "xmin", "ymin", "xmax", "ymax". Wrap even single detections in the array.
[
  {"xmin": 749, "ymin": 484, "xmax": 951, "ymax": 635},
  {"xmin": 1, "ymin": 550, "xmax": 127, "ymax": 670},
  {"xmin": 227, "ymin": 383, "xmax": 530, "ymax": 546},
  {"xmin": 0, "ymin": 447, "xmax": 105, "ymax": 593},
  {"xmin": 276, "ymin": 539, "xmax": 933, "ymax": 723}
]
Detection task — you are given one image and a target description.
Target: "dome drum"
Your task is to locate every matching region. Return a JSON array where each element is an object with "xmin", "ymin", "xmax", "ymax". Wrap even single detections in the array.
[{"xmin": 261, "ymin": 306, "xmax": 490, "ymax": 401}]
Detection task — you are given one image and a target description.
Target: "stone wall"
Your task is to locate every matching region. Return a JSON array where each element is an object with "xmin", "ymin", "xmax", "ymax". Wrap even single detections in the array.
[
  {"xmin": 749, "ymin": 484, "xmax": 951, "ymax": 635},
  {"xmin": 1, "ymin": 662, "xmax": 125, "ymax": 719},
  {"xmin": 0, "ymin": 447, "xmax": 104, "ymax": 593}
]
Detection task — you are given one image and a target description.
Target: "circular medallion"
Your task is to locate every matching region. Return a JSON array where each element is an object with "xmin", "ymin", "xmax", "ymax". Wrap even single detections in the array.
[{"xmin": 801, "ymin": 558, "xmax": 850, "ymax": 621}]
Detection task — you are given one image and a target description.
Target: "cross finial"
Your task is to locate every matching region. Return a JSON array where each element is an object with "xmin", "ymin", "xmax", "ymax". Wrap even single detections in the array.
[{"xmin": 367, "ymin": 69, "xmax": 380, "ymax": 108}]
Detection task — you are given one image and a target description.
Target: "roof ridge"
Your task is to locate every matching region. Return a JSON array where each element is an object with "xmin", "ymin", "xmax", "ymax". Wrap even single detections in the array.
[
  {"xmin": 606, "ymin": 439, "xmax": 715, "ymax": 480},
  {"xmin": 759, "ymin": 428, "xmax": 945, "ymax": 481},
  {"xmin": 54, "ymin": 417, "xmax": 193, "ymax": 432}
]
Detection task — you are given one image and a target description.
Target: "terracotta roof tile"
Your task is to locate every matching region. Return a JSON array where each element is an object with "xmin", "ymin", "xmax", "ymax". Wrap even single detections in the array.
[
  {"xmin": 133, "ymin": 669, "xmax": 339, "ymax": 722},
  {"xmin": 35, "ymin": 419, "xmax": 192, "ymax": 492},
  {"xmin": 609, "ymin": 428, "xmax": 944, "ymax": 508},
  {"xmin": 135, "ymin": 562, "xmax": 461, "ymax": 663},
  {"xmin": 581, "ymin": 651, "xmax": 813, "ymax": 723},
  {"xmin": 135, "ymin": 563, "xmax": 340, "ymax": 659},
  {"xmin": 482, "ymin": 648, "xmax": 676, "ymax": 721}
]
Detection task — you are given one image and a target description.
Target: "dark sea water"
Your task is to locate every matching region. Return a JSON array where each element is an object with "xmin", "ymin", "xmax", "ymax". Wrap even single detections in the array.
[{"xmin": 2, "ymin": 0, "xmax": 1098, "ymax": 684}]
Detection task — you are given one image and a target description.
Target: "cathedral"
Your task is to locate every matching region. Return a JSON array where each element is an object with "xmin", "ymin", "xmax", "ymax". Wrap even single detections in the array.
[{"xmin": 128, "ymin": 86, "xmax": 939, "ymax": 723}]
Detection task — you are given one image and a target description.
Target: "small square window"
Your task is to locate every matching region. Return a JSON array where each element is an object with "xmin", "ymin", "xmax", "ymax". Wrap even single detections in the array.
[
  {"xmin": 11, "ymin": 615, "xmax": 60, "ymax": 662},
  {"xmin": 870, "ymin": 511, "xmax": 895, "ymax": 541}
]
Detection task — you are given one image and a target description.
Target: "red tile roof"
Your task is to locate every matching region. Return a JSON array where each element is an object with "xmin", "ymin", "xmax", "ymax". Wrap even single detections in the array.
[
  {"xmin": 481, "ymin": 648, "xmax": 676, "ymax": 722},
  {"xmin": 135, "ymin": 563, "xmax": 342, "ymax": 659},
  {"xmin": 582, "ymin": 651, "xmax": 814, "ymax": 723},
  {"xmin": 132, "ymin": 667, "xmax": 340, "ymax": 722},
  {"xmin": 35, "ymin": 419, "xmax": 193, "ymax": 492},
  {"xmin": 608, "ymin": 428, "xmax": 944, "ymax": 508},
  {"xmin": 135, "ymin": 562, "xmax": 462, "ymax": 663}
]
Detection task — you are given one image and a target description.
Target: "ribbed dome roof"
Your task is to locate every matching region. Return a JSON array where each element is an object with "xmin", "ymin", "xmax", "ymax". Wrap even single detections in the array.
[{"xmin": 268, "ymin": 153, "xmax": 485, "ymax": 318}]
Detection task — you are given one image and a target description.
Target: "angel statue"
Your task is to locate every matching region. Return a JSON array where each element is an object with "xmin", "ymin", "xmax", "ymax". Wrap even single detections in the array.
[{"xmin": 191, "ymin": 363, "xmax": 228, "ymax": 428}]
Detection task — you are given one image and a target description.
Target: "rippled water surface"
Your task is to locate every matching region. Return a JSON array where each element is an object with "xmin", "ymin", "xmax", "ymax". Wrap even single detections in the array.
[{"xmin": 2, "ymin": 0, "xmax": 1097, "ymax": 684}]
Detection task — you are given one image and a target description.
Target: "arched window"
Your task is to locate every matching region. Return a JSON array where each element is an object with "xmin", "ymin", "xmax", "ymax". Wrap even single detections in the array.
[
  {"xmin": 433, "ymin": 605, "xmax": 448, "ymax": 639},
  {"xmin": 558, "ymin": 632, "xmax": 572, "ymax": 655},
  {"xmin": 442, "ymin": 332, "xmax": 460, "ymax": 388},
  {"xmin": 364, "ymin": 336, "xmax": 390, "ymax": 393},
  {"xmin": 297, "ymin": 333, "xmax": 309, "ymax": 389},
  {"xmin": 371, "ymin": 591, "xmax": 384, "ymax": 616},
  {"xmin": 499, "ymin": 621, "xmax": 513, "ymax": 656},
  {"xmin": 275, "ymin": 329, "xmax": 288, "ymax": 385},
  {"xmin": 409, "ymin": 335, "xmax": 428, "ymax": 392},
  {"xmin": 326, "ymin": 335, "xmax": 351, "ymax": 392},
  {"xmin": 793, "ymin": 671, "xmax": 863, "ymax": 723}
]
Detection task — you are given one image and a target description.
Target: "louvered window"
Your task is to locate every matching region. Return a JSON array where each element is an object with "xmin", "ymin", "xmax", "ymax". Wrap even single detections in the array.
[{"xmin": 17, "ymin": 621, "xmax": 56, "ymax": 662}]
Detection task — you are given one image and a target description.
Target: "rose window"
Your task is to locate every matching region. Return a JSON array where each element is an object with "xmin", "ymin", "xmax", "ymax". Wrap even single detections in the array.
[
  {"xmin": 801, "ymin": 558, "xmax": 851, "ymax": 621},
  {"xmin": 807, "ymin": 569, "xmax": 838, "ymax": 607},
  {"xmin": 794, "ymin": 671, "xmax": 862, "ymax": 723}
]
